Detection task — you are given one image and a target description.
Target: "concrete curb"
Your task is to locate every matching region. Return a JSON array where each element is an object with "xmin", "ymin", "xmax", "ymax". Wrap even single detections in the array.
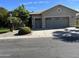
[{"xmin": 0, "ymin": 36, "xmax": 53, "ymax": 40}]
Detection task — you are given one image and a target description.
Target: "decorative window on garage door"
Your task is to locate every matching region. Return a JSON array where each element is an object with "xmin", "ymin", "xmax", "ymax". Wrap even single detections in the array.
[{"xmin": 45, "ymin": 18, "xmax": 52, "ymax": 20}]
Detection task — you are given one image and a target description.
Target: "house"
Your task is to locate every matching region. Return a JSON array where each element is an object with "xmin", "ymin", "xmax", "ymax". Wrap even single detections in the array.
[{"xmin": 30, "ymin": 5, "xmax": 79, "ymax": 29}]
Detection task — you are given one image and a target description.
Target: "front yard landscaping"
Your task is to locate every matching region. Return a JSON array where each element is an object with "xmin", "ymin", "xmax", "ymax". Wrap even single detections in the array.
[
  {"xmin": 0, "ymin": 4, "xmax": 32, "ymax": 35},
  {"xmin": 18, "ymin": 27, "xmax": 31, "ymax": 35}
]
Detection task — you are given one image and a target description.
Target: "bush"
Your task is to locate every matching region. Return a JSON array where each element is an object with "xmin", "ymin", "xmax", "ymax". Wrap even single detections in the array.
[{"xmin": 18, "ymin": 27, "xmax": 31, "ymax": 35}]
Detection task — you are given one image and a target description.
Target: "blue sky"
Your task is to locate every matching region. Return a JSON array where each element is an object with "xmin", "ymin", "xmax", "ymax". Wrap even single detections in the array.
[{"xmin": 0, "ymin": 0, "xmax": 79, "ymax": 12}]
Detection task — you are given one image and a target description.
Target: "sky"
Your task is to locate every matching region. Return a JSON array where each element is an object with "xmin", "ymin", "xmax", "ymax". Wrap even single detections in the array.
[{"xmin": 0, "ymin": 0, "xmax": 79, "ymax": 12}]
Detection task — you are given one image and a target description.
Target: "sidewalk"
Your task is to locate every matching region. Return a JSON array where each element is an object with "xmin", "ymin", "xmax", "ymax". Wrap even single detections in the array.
[{"xmin": 0, "ymin": 29, "xmax": 64, "ymax": 40}]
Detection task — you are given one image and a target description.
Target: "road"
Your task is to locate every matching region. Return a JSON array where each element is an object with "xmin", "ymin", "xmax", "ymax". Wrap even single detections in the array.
[{"xmin": 0, "ymin": 37, "xmax": 79, "ymax": 58}]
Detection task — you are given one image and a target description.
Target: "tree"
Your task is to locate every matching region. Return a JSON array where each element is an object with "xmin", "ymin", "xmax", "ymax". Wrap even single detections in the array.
[
  {"xmin": 0, "ymin": 7, "xmax": 8, "ymax": 27},
  {"xmin": 12, "ymin": 4, "xmax": 29, "ymax": 26},
  {"xmin": 0, "ymin": 7, "xmax": 8, "ymax": 20},
  {"xmin": 7, "ymin": 17, "xmax": 22, "ymax": 29}
]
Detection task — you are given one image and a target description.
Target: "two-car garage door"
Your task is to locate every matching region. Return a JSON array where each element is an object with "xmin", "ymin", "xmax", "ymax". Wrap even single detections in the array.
[{"xmin": 45, "ymin": 17, "xmax": 69, "ymax": 29}]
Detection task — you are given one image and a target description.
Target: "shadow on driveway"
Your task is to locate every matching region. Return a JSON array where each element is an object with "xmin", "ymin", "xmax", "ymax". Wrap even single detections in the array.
[{"xmin": 53, "ymin": 31, "xmax": 79, "ymax": 42}]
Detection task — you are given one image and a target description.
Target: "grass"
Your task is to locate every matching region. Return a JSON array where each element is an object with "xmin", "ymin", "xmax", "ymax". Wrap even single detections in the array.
[{"xmin": 0, "ymin": 28, "xmax": 10, "ymax": 34}]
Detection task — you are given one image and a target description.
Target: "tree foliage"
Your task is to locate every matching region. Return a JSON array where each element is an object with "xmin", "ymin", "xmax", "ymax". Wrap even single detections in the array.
[
  {"xmin": 0, "ymin": 7, "xmax": 8, "ymax": 27},
  {"xmin": 0, "ymin": 5, "xmax": 30, "ymax": 28},
  {"xmin": 7, "ymin": 17, "xmax": 21, "ymax": 29},
  {"xmin": 0, "ymin": 7, "xmax": 8, "ymax": 21},
  {"xmin": 12, "ymin": 4, "xmax": 29, "ymax": 26}
]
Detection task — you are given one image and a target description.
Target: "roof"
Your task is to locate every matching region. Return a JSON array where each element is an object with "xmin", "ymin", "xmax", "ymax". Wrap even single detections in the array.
[
  {"xmin": 30, "ymin": 10, "xmax": 44, "ymax": 14},
  {"xmin": 58, "ymin": 5, "xmax": 79, "ymax": 13},
  {"xmin": 30, "ymin": 4, "xmax": 79, "ymax": 15}
]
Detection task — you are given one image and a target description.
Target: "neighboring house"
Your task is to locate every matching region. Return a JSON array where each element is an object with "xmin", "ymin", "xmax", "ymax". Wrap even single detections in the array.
[{"xmin": 30, "ymin": 5, "xmax": 79, "ymax": 29}]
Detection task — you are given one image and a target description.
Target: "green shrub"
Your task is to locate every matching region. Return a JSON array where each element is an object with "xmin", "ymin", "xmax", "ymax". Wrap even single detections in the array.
[{"xmin": 18, "ymin": 27, "xmax": 31, "ymax": 35}]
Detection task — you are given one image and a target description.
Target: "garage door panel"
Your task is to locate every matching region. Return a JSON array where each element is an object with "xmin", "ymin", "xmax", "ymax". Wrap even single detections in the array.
[
  {"xmin": 45, "ymin": 17, "xmax": 69, "ymax": 29},
  {"xmin": 35, "ymin": 18, "xmax": 42, "ymax": 29}
]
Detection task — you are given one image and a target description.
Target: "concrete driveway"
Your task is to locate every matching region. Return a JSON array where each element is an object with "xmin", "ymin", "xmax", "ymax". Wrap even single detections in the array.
[
  {"xmin": 31, "ymin": 29, "xmax": 64, "ymax": 37},
  {"xmin": 0, "ymin": 29, "xmax": 65, "ymax": 39}
]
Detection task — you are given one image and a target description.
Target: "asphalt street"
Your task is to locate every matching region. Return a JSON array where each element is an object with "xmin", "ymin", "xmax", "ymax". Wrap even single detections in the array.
[{"xmin": 0, "ymin": 37, "xmax": 79, "ymax": 58}]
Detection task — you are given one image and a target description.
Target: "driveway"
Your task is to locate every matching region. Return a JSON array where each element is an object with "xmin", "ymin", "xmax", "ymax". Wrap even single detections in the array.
[{"xmin": 0, "ymin": 29, "xmax": 65, "ymax": 39}]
